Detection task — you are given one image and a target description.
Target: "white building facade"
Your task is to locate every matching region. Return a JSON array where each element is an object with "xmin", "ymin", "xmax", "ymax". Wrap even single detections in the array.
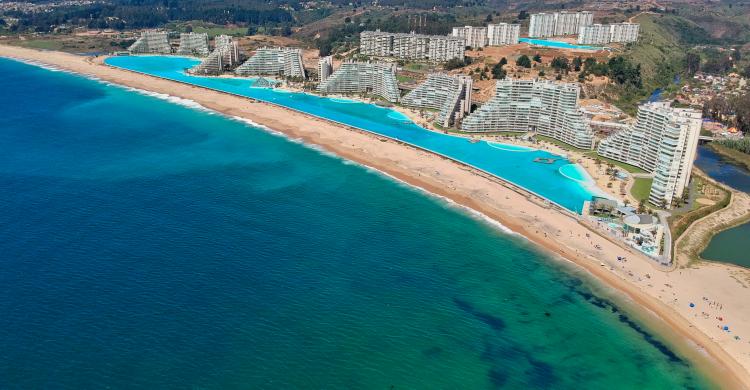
[
  {"xmin": 318, "ymin": 55, "xmax": 333, "ymax": 82},
  {"xmin": 609, "ymin": 23, "xmax": 640, "ymax": 43},
  {"xmin": 400, "ymin": 73, "xmax": 473, "ymax": 127},
  {"xmin": 360, "ymin": 30, "xmax": 465, "ymax": 62},
  {"xmin": 317, "ymin": 61, "xmax": 400, "ymax": 103},
  {"xmin": 578, "ymin": 23, "xmax": 640, "ymax": 45},
  {"xmin": 597, "ymin": 102, "xmax": 701, "ymax": 207},
  {"xmin": 577, "ymin": 24, "xmax": 611, "ymax": 45},
  {"xmin": 529, "ymin": 11, "xmax": 593, "ymax": 38},
  {"xmin": 487, "ymin": 23, "xmax": 520, "ymax": 46},
  {"xmin": 451, "ymin": 26, "xmax": 488, "ymax": 48},
  {"xmin": 188, "ymin": 35, "xmax": 239, "ymax": 75},
  {"xmin": 176, "ymin": 32, "xmax": 210, "ymax": 56},
  {"xmin": 462, "ymin": 79, "xmax": 594, "ymax": 149},
  {"xmin": 235, "ymin": 47, "xmax": 306, "ymax": 79},
  {"xmin": 128, "ymin": 31, "xmax": 171, "ymax": 54}
]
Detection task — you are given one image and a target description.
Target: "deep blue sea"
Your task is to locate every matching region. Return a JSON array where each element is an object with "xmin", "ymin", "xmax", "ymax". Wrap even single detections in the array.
[{"xmin": 0, "ymin": 58, "xmax": 713, "ymax": 389}]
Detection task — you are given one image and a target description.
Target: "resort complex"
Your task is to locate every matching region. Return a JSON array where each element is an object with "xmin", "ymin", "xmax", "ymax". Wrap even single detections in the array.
[
  {"xmin": 128, "ymin": 31, "xmax": 171, "ymax": 54},
  {"xmin": 359, "ymin": 30, "xmax": 465, "ymax": 62},
  {"xmin": 528, "ymin": 11, "xmax": 593, "ymax": 38},
  {"xmin": 317, "ymin": 61, "xmax": 400, "ymax": 102},
  {"xmin": 235, "ymin": 47, "xmax": 306, "ymax": 79},
  {"xmin": 176, "ymin": 32, "xmax": 210, "ymax": 57},
  {"xmin": 578, "ymin": 23, "xmax": 640, "ymax": 45},
  {"xmin": 598, "ymin": 102, "xmax": 702, "ymax": 207},
  {"xmin": 452, "ymin": 23, "xmax": 521, "ymax": 47},
  {"xmin": 400, "ymin": 73, "xmax": 473, "ymax": 127},
  {"xmin": 462, "ymin": 78, "xmax": 595, "ymax": 150},
  {"xmin": 188, "ymin": 35, "xmax": 240, "ymax": 75}
]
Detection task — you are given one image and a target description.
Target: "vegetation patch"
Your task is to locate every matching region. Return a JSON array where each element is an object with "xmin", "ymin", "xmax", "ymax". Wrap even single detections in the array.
[
  {"xmin": 630, "ymin": 178, "xmax": 653, "ymax": 202},
  {"xmin": 709, "ymin": 140, "xmax": 750, "ymax": 172}
]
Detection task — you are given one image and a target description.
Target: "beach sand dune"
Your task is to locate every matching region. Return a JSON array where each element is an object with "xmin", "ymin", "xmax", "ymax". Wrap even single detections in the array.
[{"xmin": 1, "ymin": 45, "xmax": 749, "ymax": 389}]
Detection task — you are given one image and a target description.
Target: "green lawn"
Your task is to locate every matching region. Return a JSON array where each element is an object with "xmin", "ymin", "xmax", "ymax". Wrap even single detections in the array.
[
  {"xmin": 631, "ymin": 177, "xmax": 653, "ymax": 202},
  {"xmin": 535, "ymin": 135, "xmax": 589, "ymax": 153},
  {"xmin": 403, "ymin": 62, "xmax": 429, "ymax": 72},
  {"xmin": 584, "ymin": 152, "xmax": 647, "ymax": 174},
  {"xmin": 15, "ymin": 39, "xmax": 64, "ymax": 51},
  {"xmin": 168, "ymin": 21, "xmax": 247, "ymax": 37},
  {"xmin": 396, "ymin": 74, "xmax": 416, "ymax": 83}
]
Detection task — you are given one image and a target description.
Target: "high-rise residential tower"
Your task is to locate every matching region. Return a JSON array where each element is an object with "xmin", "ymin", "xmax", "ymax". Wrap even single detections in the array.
[
  {"xmin": 317, "ymin": 61, "xmax": 400, "ymax": 103},
  {"xmin": 176, "ymin": 32, "xmax": 210, "ymax": 56},
  {"xmin": 487, "ymin": 23, "xmax": 520, "ymax": 45},
  {"xmin": 529, "ymin": 11, "xmax": 593, "ymax": 38},
  {"xmin": 597, "ymin": 102, "xmax": 701, "ymax": 207},
  {"xmin": 451, "ymin": 26, "xmax": 488, "ymax": 48},
  {"xmin": 462, "ymin": 79, "xmax": 594, "ymax": 149},
  {"xmin": 318, "ymin": 55, "xmax": 333, "ymax": 82},
  {"xmin": 400, "ymin": 74, "xmax": 473, "ymax": 127},
  {"xmin": 360, "ymin": 30, "xmax": 465, "ymax": 62},
  {"xmin": 128, "ymin": 31, "xmax": 171, "ymax": 54},
  {"xmin": 235, "ymin": 47, "xmax": 306, "ymax": 79}
]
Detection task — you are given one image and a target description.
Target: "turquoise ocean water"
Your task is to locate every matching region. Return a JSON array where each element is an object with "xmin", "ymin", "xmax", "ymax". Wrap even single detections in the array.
[
  {"xmin": 0, "ymin": 57, "xmax": 713, "ymax": 388},
  {"xmin": 105, "ymin": 55, "xmax": 607, "ymax": 213}
]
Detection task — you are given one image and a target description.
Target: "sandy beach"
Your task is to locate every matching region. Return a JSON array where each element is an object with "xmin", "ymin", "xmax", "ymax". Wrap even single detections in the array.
[{"xmin": 2, "ymin": 45, "xmax": 749, "ymax": 388}]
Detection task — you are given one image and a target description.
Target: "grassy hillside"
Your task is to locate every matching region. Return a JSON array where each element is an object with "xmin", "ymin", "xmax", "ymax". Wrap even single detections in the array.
[{"xmin": 611, "ymin": 13, "xmax": 713, "ymax": 113}]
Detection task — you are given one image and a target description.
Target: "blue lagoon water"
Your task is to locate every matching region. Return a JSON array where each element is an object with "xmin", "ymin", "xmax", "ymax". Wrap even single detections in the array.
[
  {"xmin": 106, "ymin": 55, "xmax": 603, "ymax": 213},
  {"xmin": 519, "ymin": 38, "xmax": 601, "ymax": 51},
  {"xmin": 696, "ymin": 145, "xmax": 750, "ymax": 267},
  {"xmin": 0, "ymin": 58, "xmax": 713, "ymax": 388}
]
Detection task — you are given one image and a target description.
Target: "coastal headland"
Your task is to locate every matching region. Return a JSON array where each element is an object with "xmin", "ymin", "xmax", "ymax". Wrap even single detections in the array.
[{"xmin": 2, "ymin": 45, "xmax": 749, "ymax": 388}]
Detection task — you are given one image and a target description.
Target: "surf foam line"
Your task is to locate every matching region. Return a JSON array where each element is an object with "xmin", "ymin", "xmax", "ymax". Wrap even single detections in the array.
[
  {"xmin": 104, "ymin": 59, "xmax": 585, "ymax": 214},
  {"xmin": 487, "ymin": 142, "xmax": 537, "ymax": 152}
]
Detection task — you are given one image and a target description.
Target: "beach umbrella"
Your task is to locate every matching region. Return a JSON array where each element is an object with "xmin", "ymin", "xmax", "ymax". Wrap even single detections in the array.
[
  {"xmin": 723, "ymin": 326, "xmax": 729, "ymax": 331},
  {"xmin": 689, "ymin": 303, "xmax": 695, "ymax": 308}
]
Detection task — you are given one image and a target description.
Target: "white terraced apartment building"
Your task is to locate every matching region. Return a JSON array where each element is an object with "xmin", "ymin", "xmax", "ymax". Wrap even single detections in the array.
[
  {"xmin": 400, "ymin": 74, "xmax": 473, "ymax": 127},
  {"xmin": 451, "ymin": 26, "xmax": 487, "ymax": 48},
  {"xmin": 188, "ymin": 35, "xmax": 240, "ymax": 75},
  {"xmin": 597, "ymin": 102, "xmax": 701, "ymax": 208},
  {"xmin": 577, "ymin": 24, "xmax": 611, "ymax": 45},
  {"xmin": 578, "ymin": 23, "xmax": 639, "ymax": 45},
  {"xmin": 318, "ymin": 55, "xmax": 333, "ymax": 82},
  {"xmin": 462, "ymin": 79, "xmax": 594, "ymax": 150},
  {"xmin": 317, "ymin": 61, "xmax": 400, "ymax": 103},
  {"xmin": 128, "ymin": 31, "xmax": 171, "ymax": 54},
  {"xmin": 235, "ymin": 47, "xmax": 306, "ymax": 79},
  {"xmin": 609, "ymin": 23, "xmax": 640, "ymax": 43},
  {"xmin": 487, "ymin": 23, "xmax": 520, "ymax": 45},
  {"xmin": 176, "ymin": 32, "xmax": 210, "ymax": 56},
  {"xmin": 528, "ymin": 11, "xmax": 593, "ymax": 38},
  {"xmin": 360, "ymin": 30, "xmax": 465, "ymax": 62}
]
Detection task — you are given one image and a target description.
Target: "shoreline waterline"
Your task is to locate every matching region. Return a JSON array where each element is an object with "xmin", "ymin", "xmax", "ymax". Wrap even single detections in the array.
[
  {"xmin": 1, "ymin": 46, "xmax": 748, "ymax": 388},
  {"xmin": 103, "ymin": 54, "xmax": 602, "ymax": 213}
]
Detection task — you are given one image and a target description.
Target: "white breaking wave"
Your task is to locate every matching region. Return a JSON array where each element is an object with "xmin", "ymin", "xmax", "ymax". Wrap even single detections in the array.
[
  {"xmin": 365, "ymin": 168, "xmax": 520, "ymax": 237},
  {"xmin": 487, "ymin": 142, "xmax": 537, "ymax": 152},
  {"xmin": 15, "ymin": 57, "xmax": 523, "ymax": 239}
]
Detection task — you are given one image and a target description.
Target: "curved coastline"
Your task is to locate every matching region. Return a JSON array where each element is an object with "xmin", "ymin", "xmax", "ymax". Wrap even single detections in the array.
[
  {"xmin": 103, "ymin": 55, "xmax": 598, "ymax": 213},
  {"xmin": 1, "ymin": 46, "xmax": 749, "ymax": 388}
]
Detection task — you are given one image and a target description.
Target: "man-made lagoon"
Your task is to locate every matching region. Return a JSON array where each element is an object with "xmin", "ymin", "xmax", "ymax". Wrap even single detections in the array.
[
  {"xmin": 106, "ymin": 55, "xmax": 608, "ymax": 213},
  {"xmin": 519, "ymin": 38, "xmax": 601, "ymax": 51}
]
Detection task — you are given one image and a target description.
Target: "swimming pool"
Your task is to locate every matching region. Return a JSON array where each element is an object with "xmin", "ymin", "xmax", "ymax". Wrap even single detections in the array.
[
  {"xmin": 519, "ymin": 38, "xmax": 602, "ymax": 51},
  {"xmin": 105, "ymin": 55, "xmax": 608, "ymax": 213}
]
